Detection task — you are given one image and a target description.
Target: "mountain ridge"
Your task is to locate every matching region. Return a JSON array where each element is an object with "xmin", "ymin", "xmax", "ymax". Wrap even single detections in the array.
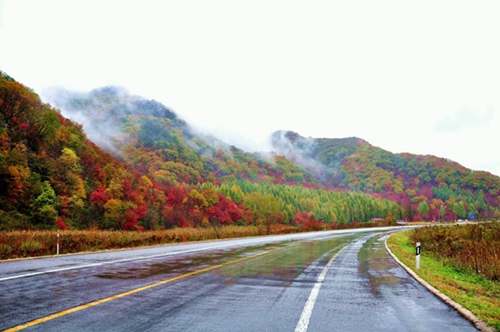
[
  {"xmin": 2, "ymin": 75, "xmax": 499, "ymax": 231},
  {"xmin": 47, "ymin": 85, "xmax": 500, "ymax": 221}
]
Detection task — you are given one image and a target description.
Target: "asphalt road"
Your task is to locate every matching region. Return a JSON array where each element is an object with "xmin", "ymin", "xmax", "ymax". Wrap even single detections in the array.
[{"xmin": 0, "ymin": 227, "xmax": 477, "ymax": 331}]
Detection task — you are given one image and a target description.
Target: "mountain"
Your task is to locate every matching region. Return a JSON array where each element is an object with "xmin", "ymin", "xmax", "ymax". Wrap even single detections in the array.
[
  {"xmin": 46, "ymin": 85, "xmax": 500, "ymax": 221},
  {"xmin": 44, "ymin": 86, "xmax": 320, "ymax": 188},
  {"xmin": 0, "ymin": 73, "xmax": 132, "ymax": 229},
  {"xmin": 2, "ymin": 74, "xmax": 404, "ymax": 231},
  {"xmin": 1, "ymin": 73, "xmax": 499, "ymax": 232},
  {"xmin": 271, "ymin": 130, "xmax": 500, "ymax": 220}
]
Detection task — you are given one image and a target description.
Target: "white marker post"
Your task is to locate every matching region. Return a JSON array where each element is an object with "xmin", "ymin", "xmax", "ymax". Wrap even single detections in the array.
[
  {"xmin": 57, "ymin": 234, "xmax": 60, "ymax": 255},
  {"xmin": 416, "ymin": 242, "xmax": 421, "ymax": 269}
]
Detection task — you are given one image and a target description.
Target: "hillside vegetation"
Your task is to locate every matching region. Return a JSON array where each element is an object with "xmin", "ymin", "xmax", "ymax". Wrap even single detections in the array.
[
  {"xmin": 1, "ymin": 72, "xmax": 499, "ymax": 232},
  {"xmin": 49, "ymin": 83, "xmax": 500, "ymax": 222},
  {"xmin": 272, "ymin": 131, "xmax": 500, "ymax": 221},
  {"xmin": 1, "ymin": 72, "xmax": 401, "ymax": 232}
]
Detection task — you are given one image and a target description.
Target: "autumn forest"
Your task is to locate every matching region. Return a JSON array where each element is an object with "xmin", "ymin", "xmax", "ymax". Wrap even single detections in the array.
[{"xmin": 1, "ymin": 71, "xmax": 499, "ymax": 233}]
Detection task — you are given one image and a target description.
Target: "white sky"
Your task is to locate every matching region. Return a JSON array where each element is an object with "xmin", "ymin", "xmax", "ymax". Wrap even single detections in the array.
[{"xmin": 1, "ymin": 0, "xmax": 499, "ymax": 176}]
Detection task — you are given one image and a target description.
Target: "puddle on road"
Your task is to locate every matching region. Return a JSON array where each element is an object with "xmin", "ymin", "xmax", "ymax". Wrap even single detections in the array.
[
  {"xmin": 94, "ymin": 243, "xmax": 290, "ymax": 280},
  {"xmin": 358, "ymin": 234, "xmax": 411, "ymax": 295},
  {"xmin": 218, "ymin": 235, "xmax": 356, "ymax": 285},
  {"xmin": 93, "ymin": 235, "xmax": 358, "ymax": 284}
]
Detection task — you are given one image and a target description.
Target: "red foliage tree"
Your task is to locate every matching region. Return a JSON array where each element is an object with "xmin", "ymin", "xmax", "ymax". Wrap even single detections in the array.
[
  {"xmin": 55, "ymin": 217, "xmax": 68, "ymax": 230},
  {"xmin": 89, "ymin": 185, "xmax": 109, "ymax": 205},
  {"xmin": 121, "ymin": 203, "xmax": 148, "ymax": 230}
]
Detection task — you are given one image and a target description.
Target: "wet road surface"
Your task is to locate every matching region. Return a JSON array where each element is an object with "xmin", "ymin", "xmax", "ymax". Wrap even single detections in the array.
[{"xmin": 0, "ymin": 228, "xmax": 477, "ymax": 331}]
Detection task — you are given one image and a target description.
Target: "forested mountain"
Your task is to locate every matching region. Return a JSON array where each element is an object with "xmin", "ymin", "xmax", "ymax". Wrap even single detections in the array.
[
  {"xmin": 272, "ymin": 130, "xmax": 500, "ymax": 220},
  {"xmin": 1, "ymin": 72, "xmax": 499, "ymax": 231},
  {"xmin": 1, "ymin": 73, "xmax": 401, "ymax": 231},
  {"xmin": 44, "ymin": 86, "xmax": 320, "ymax": 188},
  {"xmin": 46, "ymin": 85, "xmax": 500, "ymax": 221}
]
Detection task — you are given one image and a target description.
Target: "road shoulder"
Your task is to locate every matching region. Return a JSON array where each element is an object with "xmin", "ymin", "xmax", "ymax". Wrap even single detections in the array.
[{"xmin": 384, "ymin": 234, "xmax": 494, "ymax": 332}]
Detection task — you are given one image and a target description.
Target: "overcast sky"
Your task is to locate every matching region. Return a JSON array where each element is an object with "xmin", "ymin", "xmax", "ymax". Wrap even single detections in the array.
[{"xmin": 1, "ymin": 0, "xmax": 499, "ymax": 176}]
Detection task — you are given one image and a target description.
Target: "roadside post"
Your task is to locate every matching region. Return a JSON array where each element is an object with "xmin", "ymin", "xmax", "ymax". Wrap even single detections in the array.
[
  {"xmin": 57, "ymin": 234, "xmax": 60, "ymax": 255},
  {"xmin": 416, "ymin": 242, "xmax": 421, "ymax": 269}
]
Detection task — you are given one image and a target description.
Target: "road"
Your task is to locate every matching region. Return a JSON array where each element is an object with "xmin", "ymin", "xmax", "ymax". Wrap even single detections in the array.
[{"xmin": 0, "ymin": 227, "xmax": 477, "ymax": 331}]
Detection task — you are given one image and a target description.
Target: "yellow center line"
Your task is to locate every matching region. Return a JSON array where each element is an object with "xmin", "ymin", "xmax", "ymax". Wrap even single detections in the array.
[{"xmin": 4, "ymin": 247, "xmax": 283, "ymax": 332}]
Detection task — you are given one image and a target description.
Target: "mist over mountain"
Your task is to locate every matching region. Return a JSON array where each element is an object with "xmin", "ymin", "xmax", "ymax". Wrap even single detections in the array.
[
  {"xmin": 43, "ymin": 85, "xmax": 320, "ymax": 187},
  {"xmin": 43, "ymin": 85, "xmax": 500, "ymax": 221},
  {"xmin": 2, "ymin": 75, "xmax": 499, "ymax": 232},
  {"xmin": 43, "ymin": 86, "xmax": 179, "ymax": 152}
]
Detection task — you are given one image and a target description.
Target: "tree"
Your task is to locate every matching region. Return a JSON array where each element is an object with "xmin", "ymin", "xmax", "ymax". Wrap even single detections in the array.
[
  {"xmin": 405, "ymin": 201, "xmax": 413, "ymax": 221},
  {"xmin": 417, "ymin": 201, "xmax": 430, "ymax": 220},
  {"xmin": 243, "ymin": 192, "xmax": 282, "ymax": 234},
  {"xmin": 385, "ymin": 211, "xmax": 396, "ymax": 225},
  {"xmin": 187, "ymin": 188, "xmax": 240, "ymax": 238},
  {"xmin": 103, "ymin": 199, "xmax": 134, "ymax": 229},
  {"xmin": 32, "ymin": 181, "xmax": 58, "ymax": 227},
  {"xmin": 205, "ymin": 194, "xmax": 241, "ymax": 238},
  {"xmin": 452, "ymin": 202, "xmax": 467, "ymax": 219},
  {"xmin": 90, "ymin": 185, "xmax": 109, "ymax": 206},
  {"xmin": 440, "ymin": 205, "xmax": 446, "ymax": 221}
]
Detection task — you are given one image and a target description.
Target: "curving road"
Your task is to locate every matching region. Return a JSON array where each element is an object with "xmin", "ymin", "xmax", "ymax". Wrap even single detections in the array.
[{"xmin": 0, "ymin": 227, "xmax": 477, "ymax": 331}]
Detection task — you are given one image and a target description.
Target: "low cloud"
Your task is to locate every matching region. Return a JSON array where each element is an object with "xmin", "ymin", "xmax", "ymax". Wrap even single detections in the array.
[
  {"xmin": 42, "ymin": 86, "xmax": 127, "ymax": 153},
  {"xmin": 270, "ymin": 130, "xmax": 330, "ymax": 179},
  {"xmin": 42, "ymin": 86, "xmax": 179, "ymax": 154}
]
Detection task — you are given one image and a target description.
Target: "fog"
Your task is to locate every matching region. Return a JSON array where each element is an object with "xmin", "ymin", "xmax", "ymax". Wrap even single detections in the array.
[{"xmin": 2, "ymin": 1, "xmax": 500, "ymax": 176}]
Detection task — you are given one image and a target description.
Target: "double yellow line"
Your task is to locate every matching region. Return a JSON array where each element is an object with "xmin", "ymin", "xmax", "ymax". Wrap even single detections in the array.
[{"xmin": 4, "ymin": 247, "xmax": 282, "ymax": 332}]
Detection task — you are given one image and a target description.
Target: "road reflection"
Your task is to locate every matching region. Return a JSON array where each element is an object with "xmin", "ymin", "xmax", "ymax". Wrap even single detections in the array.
[
  {"xmin": 219, "ymin": 235, "xmax": 356, "ymax": 284},
  {"xmin": 358, "ymin": 234, "xmax": 412, "ymax": 295}
]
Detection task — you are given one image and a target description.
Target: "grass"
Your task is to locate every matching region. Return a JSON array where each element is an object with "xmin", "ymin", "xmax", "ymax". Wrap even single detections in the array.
[
  {"xmin": 408, "ymin": 223, "xmax": 500, "ymax": 281},
  {"xmin": 387, "ymin": 230, "xmax": 500, "ymax": 331},
  {"xmin": 0, "ymin": 226, "xmax": 264, "ymax": 259}
]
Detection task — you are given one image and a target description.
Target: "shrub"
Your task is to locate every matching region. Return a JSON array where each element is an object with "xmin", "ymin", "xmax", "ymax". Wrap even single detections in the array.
[
  {"xmin": 0, "ymin": 243, "xmax": 12, "ymax": 258},
  {"xmin": 20, "ymin": 240, "xmax": 42, "ymax": 257},
  {"xmin": 409, "ymin": 223, "xmax": 500, "ymax": 281}
]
